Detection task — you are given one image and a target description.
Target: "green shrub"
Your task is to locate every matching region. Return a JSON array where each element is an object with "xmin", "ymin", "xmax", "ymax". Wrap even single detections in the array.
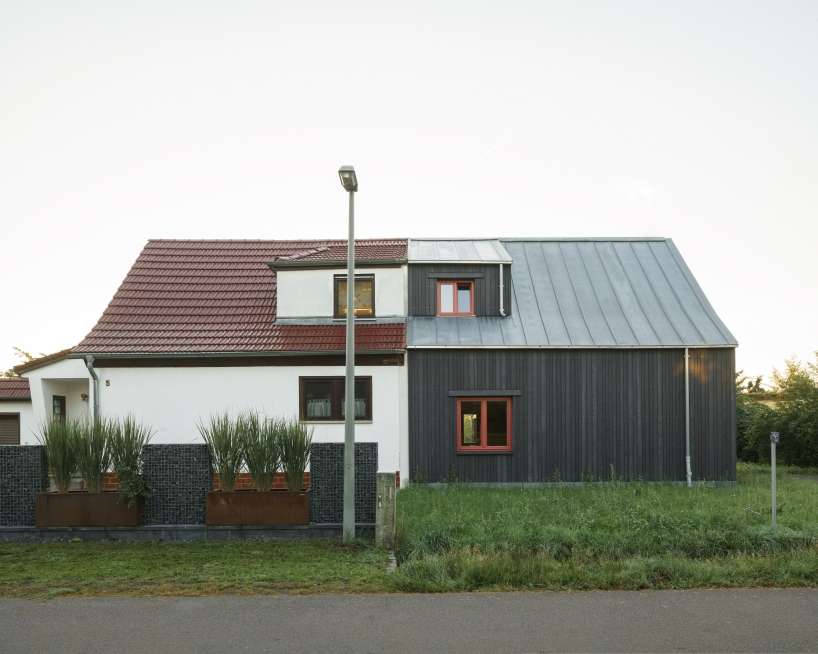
[
  {"xmin": 198, "ymin": 413, "xmax": 243, "ymax": 492},
  {"xmin": 239, "ymin": 412, "xmax": 279, "ymax": 491},
  {"xmin": 110, "ymin": 415, "xmax": 153, "ymax": 507},
  {"xmin": 278, "ymin": 419, "xmax": 312, "ymax": 491},
  {"xmin": 37, "ymin": 418, "xmax": 78, "ymax": 493}
]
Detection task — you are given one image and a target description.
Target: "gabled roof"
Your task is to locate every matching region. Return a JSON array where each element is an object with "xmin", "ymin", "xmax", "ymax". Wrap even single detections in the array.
[
  {"xmin": 74, "ymin": 239, "xmax": 407, "ymax": 355},
  {"xmin": 408, "ymin": 238, "xmax": 736, "ymax": 348},
  {"xmin": 270, "ymin": 239, "xmax": 406, "ymax": 267},
  {"xmin": 0, "ymin": 377, "xmax": 31, "ymax": 400}
]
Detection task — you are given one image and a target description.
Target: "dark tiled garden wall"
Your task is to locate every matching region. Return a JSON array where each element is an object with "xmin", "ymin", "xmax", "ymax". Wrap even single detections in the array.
[
  {"xmin": 142, "ymin": 444, "xmax": 212, "ymax": 525},
  {"xmin": 310, "ymin": 442, "xmax": 378, "ymax": 524},
  {"xmin": 0, "ymin": 446, "xmax": 48, "ymax": 526}
]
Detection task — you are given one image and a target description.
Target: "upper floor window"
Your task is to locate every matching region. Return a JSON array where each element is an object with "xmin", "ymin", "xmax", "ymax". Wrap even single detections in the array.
[
  {"xmin": 334, "ymin": 274, "xmax": 375, "ymax": 318},
  {"xmin": 437, "ymin": 280, "xmax": 474, "ymax": 316}
]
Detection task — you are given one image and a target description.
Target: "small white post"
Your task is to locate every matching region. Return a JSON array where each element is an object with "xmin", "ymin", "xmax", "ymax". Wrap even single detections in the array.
[{"xmin": 770, "ymin": 431, "xmax": 779, "ymax": 529}]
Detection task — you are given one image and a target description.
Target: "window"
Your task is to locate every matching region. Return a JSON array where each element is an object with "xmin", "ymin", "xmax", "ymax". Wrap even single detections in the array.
[
  {"xmin": 334, "ymin": 275, "xmax": 375, "ymax": 318},
  {"xmin": 437, "ymin": 280, "xmax": 474, "ymax": 316},
  {"xmin": 52, "ymin": 395, "xmax": 66, "ymax": 423},
  {"xmin": 456, "ymin": 397, "xmax": 512, "ymax": 452},
  {"xmin": 299, "ymin": 376, "xmax": 372, "ymax": 421},
  {"xmin": 0, "ymin": 413, "xmax": 20, "ymax": 445}
]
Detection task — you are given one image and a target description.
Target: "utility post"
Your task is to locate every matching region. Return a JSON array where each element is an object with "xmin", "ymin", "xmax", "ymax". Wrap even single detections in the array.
[
  {"xmin": 770, "ymin": 431, "xmax": 779, "ymax": 529},
  {"xmin": 338, "ymin": 165, "xmax": 359, "ymax": 543}
]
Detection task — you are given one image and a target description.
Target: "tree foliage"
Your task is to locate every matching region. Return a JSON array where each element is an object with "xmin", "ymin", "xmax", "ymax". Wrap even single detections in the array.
[{"xmin": 738, "ymin": 354, "xmax": 818, "ymax": 466}]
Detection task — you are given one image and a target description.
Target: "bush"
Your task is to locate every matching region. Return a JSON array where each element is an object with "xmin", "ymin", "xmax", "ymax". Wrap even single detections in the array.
[
  {"xmin": 239, "ymin": 412, "xmax": 279, "ymax": 491},
  {"xmin": 37, "ymin": 418, "xmax": 78, "ymax": 493},
  {"xmin": 278, "ymin": 418, "xmax": 312, "ymax": 491},
  {"xmin": 198, "ymin": 413, "xmax": 243, "ymax": 492}
]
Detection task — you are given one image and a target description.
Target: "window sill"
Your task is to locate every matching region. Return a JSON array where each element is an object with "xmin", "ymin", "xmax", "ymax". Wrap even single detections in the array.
[{"xmin": 456, "ymin": 449, "xmax": 513, "ymax": 455}]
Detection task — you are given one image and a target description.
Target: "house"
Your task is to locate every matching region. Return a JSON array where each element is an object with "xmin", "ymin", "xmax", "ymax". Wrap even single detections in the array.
[{"xmin": 8, "ymin": 237, "xmax": 737, "ymax": 484}]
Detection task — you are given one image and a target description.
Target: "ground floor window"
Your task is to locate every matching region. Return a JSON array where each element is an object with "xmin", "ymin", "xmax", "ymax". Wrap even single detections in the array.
[
  {"xmin": 456, "ymin": 397, "xmax": 512, "ymax": 452},
  {"xmin": 299, "ymin": 376, "xmax": 372, "ymax": 421},
  {"xmin": 0, "ymin": 413, "xmax": 21, "ymax": 445},
  {"xmin": 52, "ymin": 395, "xmax": 66, "ymax": 422}
]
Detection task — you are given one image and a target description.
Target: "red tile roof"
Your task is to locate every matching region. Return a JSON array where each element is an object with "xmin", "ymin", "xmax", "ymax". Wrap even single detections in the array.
[
  {"xmin": 0, "ymin": 377, "xmax": 31, "ymax": 400},
  {"xmin": 74, "ymin": 239, "xmax": 407, "ymax": 355}
]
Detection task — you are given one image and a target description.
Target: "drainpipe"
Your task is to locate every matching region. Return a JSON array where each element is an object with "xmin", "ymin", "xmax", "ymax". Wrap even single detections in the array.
[
  {"xmin": 84, "ymin": 355, "xmax": 99, "ymax": 420},
  {"xmin": 499, "ymin": 263, "xmax": 506, "ymax": 317},
  {"xmin": 684, "ymin": 348, "xmax": 692, "ymax": 487}
]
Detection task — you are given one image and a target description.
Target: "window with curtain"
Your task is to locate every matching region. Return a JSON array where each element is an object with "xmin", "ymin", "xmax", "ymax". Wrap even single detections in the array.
[{"xmin": 299, "ymin": 376, "xmax": 372, "ymax": 421}]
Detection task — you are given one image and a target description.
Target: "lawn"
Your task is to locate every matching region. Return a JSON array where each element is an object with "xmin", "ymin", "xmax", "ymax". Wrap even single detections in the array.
[
  {"xmin": 0, "ymin": 464, "xmax": 815, "ymax": 597},
  {"xmin": 393, "ymin": 463, "xmax": 818, "ymax": 591},
  {"xmin": 0, "ymin": 540, "xmax": 391, "ymax": 598}
]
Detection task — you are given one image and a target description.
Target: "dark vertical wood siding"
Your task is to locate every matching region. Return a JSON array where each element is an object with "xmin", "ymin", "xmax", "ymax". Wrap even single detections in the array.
[
  {"xmin": 408, "ymin": 348, "xmax": 735, "ymax": 483},
  {"xmin": 409, "ymin": 264, "xmax": 512, "ymax": 317}
]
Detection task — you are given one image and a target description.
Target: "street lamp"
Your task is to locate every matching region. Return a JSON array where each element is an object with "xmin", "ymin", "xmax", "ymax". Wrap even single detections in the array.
[{"xmin": 339, "ymin": 165, "xmax": 357, "ymax": 543}]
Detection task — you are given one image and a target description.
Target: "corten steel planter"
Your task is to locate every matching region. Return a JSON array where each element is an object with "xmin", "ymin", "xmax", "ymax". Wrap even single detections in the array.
[
  {"xmin": 36, "ymin": 492, "xmax": 143, "ymax": 528},
  {"xmin": 206, "ymin": 490, "xmax": 310, "ymax": 526}
]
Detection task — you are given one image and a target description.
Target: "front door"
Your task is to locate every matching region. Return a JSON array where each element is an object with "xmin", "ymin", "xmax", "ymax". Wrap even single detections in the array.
[{"xmin": 52, "ymin": 395, "xmax": 66, "ymax": 422}]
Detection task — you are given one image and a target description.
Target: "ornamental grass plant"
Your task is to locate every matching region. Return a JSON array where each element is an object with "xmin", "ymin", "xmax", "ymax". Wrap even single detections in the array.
[
  {"xmin": 36, "ymin": 417, "xmax": 79, "ymax": 493},
  {"xmin": 239, "ymin": 412, "xmax": 279, "ymax": 492},
  {"xmin": 74, "ymin": 418, "xmax": 116, "ymax": 493},
  {"xmin": 278, "ymin": 419, "xmax": 313, "ymax": 492},
  {"xmin": 198, "ymin": 413, "xmax": 243, "ymax": 492},
  {"xmin": 109, "ymin": 415, "xmax": 154, "ymax": 506}
]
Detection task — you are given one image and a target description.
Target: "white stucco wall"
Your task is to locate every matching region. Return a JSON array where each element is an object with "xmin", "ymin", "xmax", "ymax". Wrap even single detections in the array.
[
  {"xmin": 22, "ymin": 358, "xmax": 93, "ymax": 435},
  {"xmin": 0, "ymin": 400, "xmax": 36, "ymax": 445},
  {"xmin": 276, "ymin": 266, "xmax": 406, "ymax": 318},
  {"xmin": 95, "ymin": 364, "xmax": 405, "ymax": 473}
]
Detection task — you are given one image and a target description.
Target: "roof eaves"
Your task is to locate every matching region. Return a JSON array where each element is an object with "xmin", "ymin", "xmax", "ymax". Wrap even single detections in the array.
[{"xmin": 13, "ymin": 348, "xmax": 74, "ymax": 374}]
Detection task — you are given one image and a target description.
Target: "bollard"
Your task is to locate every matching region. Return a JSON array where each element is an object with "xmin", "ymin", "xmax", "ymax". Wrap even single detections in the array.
[
  {"xmin": 376, "ymin": 473, "xmax": 397, "ymax": 549},
  {"xmin": 770, "ymin": 432, "xmax": 780, "ymax": 529}
]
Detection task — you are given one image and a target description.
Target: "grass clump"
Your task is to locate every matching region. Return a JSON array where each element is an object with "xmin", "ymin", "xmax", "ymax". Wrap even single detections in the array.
[
  {"xmin": 278, "ymin": 419, "xmax": 312, "ymax": 491},
  {"xmin": 37, "ymin": 418, "xmax": 79, "ymax": 493},
  {"xmin": 239, "ymin": 412, "xmax": 279, "ymax": 492},
  {"xmin": 199, "ymin": 413, "xmax": 243, "ymax": 492}
]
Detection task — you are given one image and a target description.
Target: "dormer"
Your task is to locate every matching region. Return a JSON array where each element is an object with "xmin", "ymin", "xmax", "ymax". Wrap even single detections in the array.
[
  {"xmin": 407, "ymin": 239, "xmax": 512, "ymax": 317},
  {"xmin": 269, "ymin": 240, "xmax": 407, "ymax": 321}
]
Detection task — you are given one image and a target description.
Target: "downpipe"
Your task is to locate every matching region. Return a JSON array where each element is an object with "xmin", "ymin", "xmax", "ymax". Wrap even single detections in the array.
[
  {"xmin": 684, "ymin": 348, "xmax": 692, "ymax": 487},
  {"xmin": 84, "ymin": 355, "xmax": 99, "ymax": 420},
  {"xmin": 499, "ymin": 263, "xmax": 506, "ymax": 317}
]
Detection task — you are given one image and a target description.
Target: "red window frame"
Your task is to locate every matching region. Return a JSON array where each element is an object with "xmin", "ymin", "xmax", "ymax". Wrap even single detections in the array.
[
  {"xmin": 436, "ymin": 280, "xmax": 475, "ymax": 316},
  {"xmin": 455, "ymin": 397, "xmax": 512, "ymax": 453}
]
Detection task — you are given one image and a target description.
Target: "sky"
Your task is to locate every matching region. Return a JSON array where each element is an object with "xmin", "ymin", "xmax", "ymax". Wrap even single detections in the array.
[{"xmin": 1, "ymin": 1, "xmax": 816, "ymax": 380}]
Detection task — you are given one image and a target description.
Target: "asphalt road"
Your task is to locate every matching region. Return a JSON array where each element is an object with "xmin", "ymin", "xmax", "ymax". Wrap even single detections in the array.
[{"xmin": 1, "ymin": 589, "xmax": 816, "ymax": 653}]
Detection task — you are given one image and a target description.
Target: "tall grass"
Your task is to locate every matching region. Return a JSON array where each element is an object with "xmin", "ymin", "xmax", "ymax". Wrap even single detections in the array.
[
  {"xmin": 74, "ymin": 418, "xmax": 115, "ymax": 493},
  {"xmin": 392, "ymin": 464, "xmax": 818, "ymax": 591},
  {"xmin": 198, "ymin": 413, "xmax": 243, "ymax": 492},
  {"xmin": 239, "ymin": 412, "xmax": 279, "ymax": 491},
  {"xmin": 278, "ymin": 419, "xmax": 312, "ymax": 491},
  {"xmin": 36, "ymin": 418, "xmax": 78, "ymax": 493}
]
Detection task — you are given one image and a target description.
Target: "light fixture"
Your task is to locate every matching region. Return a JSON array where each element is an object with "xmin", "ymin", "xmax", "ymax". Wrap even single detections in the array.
[{"xmin": 338, "ymin": 165, "xmax": 358, "ymax": 192}]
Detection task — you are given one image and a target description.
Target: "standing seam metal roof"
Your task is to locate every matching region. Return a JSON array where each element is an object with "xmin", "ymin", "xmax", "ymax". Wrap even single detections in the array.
[{"xmin": 407, "ymin": 238, "xmax": 736, "ymax": 348}]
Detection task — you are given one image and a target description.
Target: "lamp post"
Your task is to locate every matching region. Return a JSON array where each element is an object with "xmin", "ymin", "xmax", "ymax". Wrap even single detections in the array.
[{"xmin": 338, "ymin": 165, "xmax": 358, "ymax": 543}]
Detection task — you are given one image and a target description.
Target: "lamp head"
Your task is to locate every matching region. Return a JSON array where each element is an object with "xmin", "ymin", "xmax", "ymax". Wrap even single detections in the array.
[{"xmin": 338, "ymin": 165, "xmax": 358, "ymax": 192}]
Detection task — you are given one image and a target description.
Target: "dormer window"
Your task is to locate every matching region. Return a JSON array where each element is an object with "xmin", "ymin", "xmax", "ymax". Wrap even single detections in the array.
[
  {"xmin": 437, "ymin": 280, "xmax": 474, "ymax": 316},
  {"xmin": 334, "ymin": 274, "xmax": 375, "ymax": 318}
]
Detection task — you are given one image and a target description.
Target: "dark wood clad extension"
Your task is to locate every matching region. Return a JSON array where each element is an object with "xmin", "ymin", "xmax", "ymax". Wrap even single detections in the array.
[
  {"xmin": 408, "ymin": 348, "xmax": 735, "ymax": 483},
  {"xmin": 409, "ymin": 264, "xmax": 512, "ymax": 317}
]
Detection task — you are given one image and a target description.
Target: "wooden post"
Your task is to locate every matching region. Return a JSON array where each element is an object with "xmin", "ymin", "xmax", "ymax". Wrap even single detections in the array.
[{"xmin": 376, "ymin": 473, "xmax": 396, "ymax": 549}]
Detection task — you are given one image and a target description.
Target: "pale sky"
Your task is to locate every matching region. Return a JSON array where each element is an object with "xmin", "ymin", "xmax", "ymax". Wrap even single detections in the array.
[{"xmin": 1, "ymin": 1, "xmax": 816, "ymax": 380}]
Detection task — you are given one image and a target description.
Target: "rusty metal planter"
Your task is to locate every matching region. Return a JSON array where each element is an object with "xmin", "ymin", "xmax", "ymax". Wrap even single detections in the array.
[
  {"xmin": 35, "ymin": 492, "xmax": 143, "ymax": 528},
  {"xmin": 206, "ymin": 490, "xmax": 310, "ymax": 526}
]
